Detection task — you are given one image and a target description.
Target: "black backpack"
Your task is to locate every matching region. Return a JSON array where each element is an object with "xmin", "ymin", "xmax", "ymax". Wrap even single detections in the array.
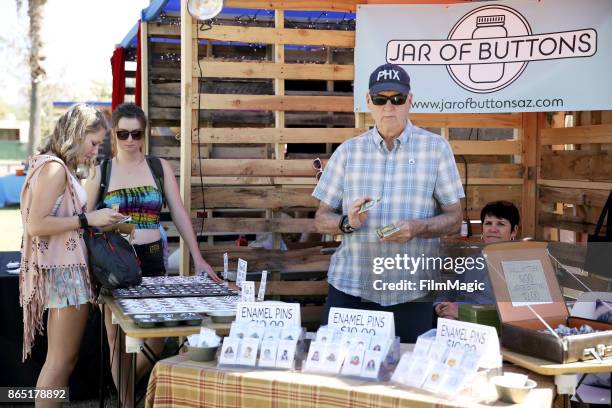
[{"xmin": 97, "ymin": 155, "xmax": 166, "ymax": 208}]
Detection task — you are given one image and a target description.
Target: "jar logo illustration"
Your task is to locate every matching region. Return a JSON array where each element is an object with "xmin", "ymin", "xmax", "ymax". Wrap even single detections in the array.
[
  {"xmin": 447, "ymin": 5, "xmax": 531, "ymax": 93},
  {"xmin": 469, "ymin": 15, "xmax": 507, "ymax": 83}
]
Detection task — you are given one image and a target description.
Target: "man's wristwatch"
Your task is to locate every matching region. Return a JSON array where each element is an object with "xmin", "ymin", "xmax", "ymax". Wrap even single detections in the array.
[
  {"xmin": 339, "ymin": 215, "xmax": 356, "ymax": 234},
  {"xmin": 78, "ymin": 213, "xmax": 89, "ymax": 229}
]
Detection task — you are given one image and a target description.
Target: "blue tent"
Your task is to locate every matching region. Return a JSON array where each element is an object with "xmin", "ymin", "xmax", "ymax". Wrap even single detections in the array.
[{"xmin": 118, "ymin": 0, "xmax": 355, "ymax": 48}]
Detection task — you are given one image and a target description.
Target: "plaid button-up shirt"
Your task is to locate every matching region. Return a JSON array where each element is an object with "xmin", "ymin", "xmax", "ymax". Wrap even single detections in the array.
[{"xmin": 312, "ymin": 122, "xmax": 465, "ymax": 306}]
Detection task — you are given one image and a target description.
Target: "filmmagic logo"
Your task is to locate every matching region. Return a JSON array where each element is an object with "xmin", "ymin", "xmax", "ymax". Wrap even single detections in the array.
[{"xmin": 386, "ymin": 4, "xmax": 597, "ymax": 93}]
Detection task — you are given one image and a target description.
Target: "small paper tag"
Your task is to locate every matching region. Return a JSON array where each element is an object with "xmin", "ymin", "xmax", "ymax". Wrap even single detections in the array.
[
  {"xmin": 241, "ymin": 281, "xmax": 255, "ymax": 302},
  {"xmin": 258, "ymin": 270, "xmax": 268, "ymax": 301},
  {"xmin": 236, "ymin": 258, "xmax": 247, "ymax": 287},
  {"xmin": 223, "ymin": 253, "xmax": 229, "ymax": 280}
]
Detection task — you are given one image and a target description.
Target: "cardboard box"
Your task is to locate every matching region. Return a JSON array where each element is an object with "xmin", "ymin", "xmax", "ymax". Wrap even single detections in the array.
[{"xmin": 483, "ymin": 241, "xmax": 612, "ymax": 363}]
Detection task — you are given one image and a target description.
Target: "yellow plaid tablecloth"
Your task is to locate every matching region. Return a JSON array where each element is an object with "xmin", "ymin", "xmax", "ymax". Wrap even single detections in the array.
[{"xmin": 146, "ymin": 355, "xmax": 554, "ymax": 408}]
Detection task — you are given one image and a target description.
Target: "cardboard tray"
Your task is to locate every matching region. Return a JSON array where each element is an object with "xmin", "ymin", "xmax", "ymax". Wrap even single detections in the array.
[{"xmin": 483, "ymin": 241, "xmax": 612, "ymax": 364}]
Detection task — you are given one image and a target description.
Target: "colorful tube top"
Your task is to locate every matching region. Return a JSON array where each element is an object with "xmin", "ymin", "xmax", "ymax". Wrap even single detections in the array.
[{"xmin": 103, "ymin": 186, "xmax": 162, "ymax": 229}]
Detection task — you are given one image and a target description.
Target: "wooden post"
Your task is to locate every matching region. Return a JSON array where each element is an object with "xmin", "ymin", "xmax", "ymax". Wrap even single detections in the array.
[
  {"xmin": 140, "ymin": 20, "xmax": 150, "ymax": 155},
  {"xmin": 521, "ymin": 112, "xmax": 538, "ymax": 239},
  {"xmin": 272, "ymin": 10, "xmax": 285, "ymax": 252},
  {"xmin": 180, "ymin": 0, "xmax": 194, "ymax": 276}
]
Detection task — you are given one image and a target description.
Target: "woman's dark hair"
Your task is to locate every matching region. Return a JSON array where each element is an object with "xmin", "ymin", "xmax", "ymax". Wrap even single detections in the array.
[
  {"xmin": 480, "ymin": 201, "xmax": 520, "ymax": 230},
  {"xmin": 111, "ymin": 103, "xmax": 147, "ymax": 130}
]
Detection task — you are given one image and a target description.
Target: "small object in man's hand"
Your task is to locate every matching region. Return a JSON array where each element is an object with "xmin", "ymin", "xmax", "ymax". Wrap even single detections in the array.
[
  {"xmin": 376, "ymin": 223, "xmax": 400, "ymax": 238},
  {"xmin": 358, "ymin": 197, "xmax": 382, "ymax": 214}
]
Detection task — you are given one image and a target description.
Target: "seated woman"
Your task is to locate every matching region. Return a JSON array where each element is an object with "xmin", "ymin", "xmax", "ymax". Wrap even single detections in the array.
[{"xmin": 435, "ymin": 200, "xmax": 520, "ymax": 319}]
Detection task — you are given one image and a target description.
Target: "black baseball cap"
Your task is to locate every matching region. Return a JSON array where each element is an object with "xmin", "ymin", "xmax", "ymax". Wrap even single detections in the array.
[{"xmin": 369, "ymin": 63, "xmax": 411, "ymax": 95}]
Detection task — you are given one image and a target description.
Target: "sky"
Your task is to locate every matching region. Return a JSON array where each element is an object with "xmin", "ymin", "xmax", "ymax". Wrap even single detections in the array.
[{"xmin": 0, "ymin": 0, "xmax": 149, "ymax": 106}]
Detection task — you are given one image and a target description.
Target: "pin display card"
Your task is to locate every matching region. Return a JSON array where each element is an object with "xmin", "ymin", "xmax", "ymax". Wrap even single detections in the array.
[
  {"xmin": 390, "ymin": 353, "xmax": 414, "ymax": 384},
  {"xmin": 421, "ymin": 362, "xmax": 449, "ymax": 394},
  {"xmin": 360, "ymin": 350, "xmax": 383, "ymax": 379},
  {"xmin": 275, "ymin": 340, "xmax": 297, "ymax": 369},
  {"xmin": 281, "ymin": 326, "xmax": 301, "ymax": 342},
  {"xmin": 237, "ymin": 338, "xmax": 259, "ymax": 366},
  {"xmin": 305, "ymin": 342, "xmax": 325, "ymax": 372},
  {"xmin": 263, "ymin": 327, "xmax": 281, "ymax": 341},
  {"xmin": 219, "ymin": 338, "xmax": 240, "ymax": 365},
  {"xmin": 321, "ymin": 343, "xmax": 343, "ymax": 374},
  {"xmin": 258, "ymin": 340, "xmax": 278, "ymax": 368},
  {"xmin": 229, "ymin": 322, "xmax": 249, "ymax": 340},
  {"xmin": 403, "ymin": 356, "xmax": 433, "ymax": 388},
  {"xmin": 246, "ymin": 325, "xmax": 265, "ymax": 342},
  {"xmin": 341, "ymin": 345, "xmax": 366, "ymax": 376}
]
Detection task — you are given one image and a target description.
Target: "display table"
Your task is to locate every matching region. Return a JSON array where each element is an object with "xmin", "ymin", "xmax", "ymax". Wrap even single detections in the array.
[
  {"xmin": 145, "ymin": 347, "xmax": 555, "ymax": 408},
  {"xmin": 0, "ymin": 251, "xmax": 109, "ymax": 400},
  {"xmin": 502, "ymin": 347, "xmax": 612, "ymax": 405},
  {"xmin": 100, "ymin": 294, "xmax": 233, "ymax": 406}
]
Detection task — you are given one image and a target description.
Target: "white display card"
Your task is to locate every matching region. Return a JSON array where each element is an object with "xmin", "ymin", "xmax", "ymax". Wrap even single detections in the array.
[
  {"xmin": 421, "ymin": 361, "xmax": 449, "ymax": 394},
  {"xmin": 223, "ymin": 252, "xmax": 229, "ymax": 280},
  {"xmin": 258, "ymin": 270, "xmax": 267, "ymax": 301},
  {"xmin": 341, "ymin": 345, "xmax": 366, "ymax": 376},
  {"xmin": 322, "ymin": 343, "xmax": 343, "ymax": 374},
  {"xmin": 241, "ymin": 281, "xmax": 255, "ymax": 302},
  {"xmin": 275, "ymin": 340, "xmax": 297, "ymax": 369},
  {"xmin": 263, "ymin": 327, "xmax": 281, "ymax": 341},
  {"xmin": 501, "ymin": 259, "xmax": 553, "ymax": 307},
  {"xmin": 404, "ymin": 356, "xmax": 434, "ymax": 388},
  {"xmin": 219, "ymin": 338, "xmax": 240, "ymax": 365},
  {"xmin": 237, "ymin": 338, "xmax": 259, "ymax": 366},
  {"xmin": 360, "ymin": 350, "xmax": 383, "ymax": 379},
  {"xmin": 246, "ymin": 325, "xmax": 265, "ymax": 343},
  {"xmin": 229, "ymin": 322, "xmax": 248, "ymax": 340},
  {"xmin": 281, "ymin": 326, "xmax": 301, "ymax": 341},
  {"xmin": 236, "ymin": 258, "xmax": 247, "ymax": 288},
  {"xmin": 258, "ymin": 340, "xmax": 278, "ymax": 368},
  {"xmin": 390, "ymin": 353, "xmax": 414, "ymax": 384},
  {"xmin": 305, "ymin": 342, "xmax": 325, "ymax": 372}
]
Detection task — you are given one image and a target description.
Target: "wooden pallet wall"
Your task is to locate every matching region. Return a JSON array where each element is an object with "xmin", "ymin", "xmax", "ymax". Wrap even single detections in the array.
[
  {"xmin": 538, "ymin": 111, "xmax": 612, "ymax": 239},
  {"xmin": 172, "ymin": 1, "xmax": 528, "ymax": 270}
]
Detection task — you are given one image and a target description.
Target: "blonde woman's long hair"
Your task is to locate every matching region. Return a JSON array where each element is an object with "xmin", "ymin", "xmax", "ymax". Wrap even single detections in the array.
[{"xmin": 38, "ymin": 103, "xmax": 107, "ymax": 174}]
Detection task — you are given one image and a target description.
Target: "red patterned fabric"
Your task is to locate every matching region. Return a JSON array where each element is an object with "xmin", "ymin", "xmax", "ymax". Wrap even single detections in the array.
[{"xmin": 111, "ymin": 47, "xmax": 126, "ymax": 110}]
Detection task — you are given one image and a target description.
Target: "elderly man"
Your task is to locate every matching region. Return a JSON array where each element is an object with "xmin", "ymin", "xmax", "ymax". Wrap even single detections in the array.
[{"xmin": 313, "ymin": 63, "xmax": 464, "ymax": 342}]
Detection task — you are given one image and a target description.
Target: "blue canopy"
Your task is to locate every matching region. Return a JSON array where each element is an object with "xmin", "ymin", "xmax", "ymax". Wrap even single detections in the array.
[{"xmin": 119, "ymin": 0, "xmax": 355, "ymax": 48}]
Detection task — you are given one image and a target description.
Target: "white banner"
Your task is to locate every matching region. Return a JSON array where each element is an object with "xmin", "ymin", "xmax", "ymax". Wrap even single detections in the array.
[{"xmin": 355, "ymin": 0, "xmax": 612, "ymax": 113}]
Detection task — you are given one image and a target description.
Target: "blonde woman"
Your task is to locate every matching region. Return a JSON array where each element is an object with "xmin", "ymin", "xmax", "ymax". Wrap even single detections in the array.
[{"xmin": 20, "ymin": 104, "xmax": 124, "ymax": 408}]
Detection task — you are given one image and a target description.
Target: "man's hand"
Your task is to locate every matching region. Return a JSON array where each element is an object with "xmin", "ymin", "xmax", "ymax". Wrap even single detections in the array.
[
  {"xmin": 435, "ymin": 302, "xmax": 459, "ymax": 319},
  {"xmin": 380, "ymin": 219, "xmax": 425, "ymax": 242},
  {"xmin": 347, "ymin": 197, "xmax": 371, "ymax": 229}
]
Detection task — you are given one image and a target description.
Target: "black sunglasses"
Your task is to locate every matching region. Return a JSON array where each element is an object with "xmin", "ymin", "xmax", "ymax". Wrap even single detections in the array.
[
  {"xmin": 370, "ymin": 94, "xmax": 408, "ymax": 106},
  {"xmin": 116, "ymin": 129, "xmax": 144, "ymax": 140}
]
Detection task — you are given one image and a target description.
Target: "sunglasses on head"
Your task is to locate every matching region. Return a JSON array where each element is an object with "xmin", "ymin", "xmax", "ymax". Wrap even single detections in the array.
[
  {"xmin": 116, "ymin": 129, "xmax": 144, "ymax": 140},
  {"xmin": 370, "ymin": 93, "xmax": 408, "ymax": 106},
  {"xmin": 313, "ymin": 157, "xmax": 324, "ymax": 181}
]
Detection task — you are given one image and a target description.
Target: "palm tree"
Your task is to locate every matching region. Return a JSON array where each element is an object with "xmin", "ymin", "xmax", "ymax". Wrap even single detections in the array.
[{"xmin": 17, "ymin": 0, "xmax": 47, "ymax": 158}]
